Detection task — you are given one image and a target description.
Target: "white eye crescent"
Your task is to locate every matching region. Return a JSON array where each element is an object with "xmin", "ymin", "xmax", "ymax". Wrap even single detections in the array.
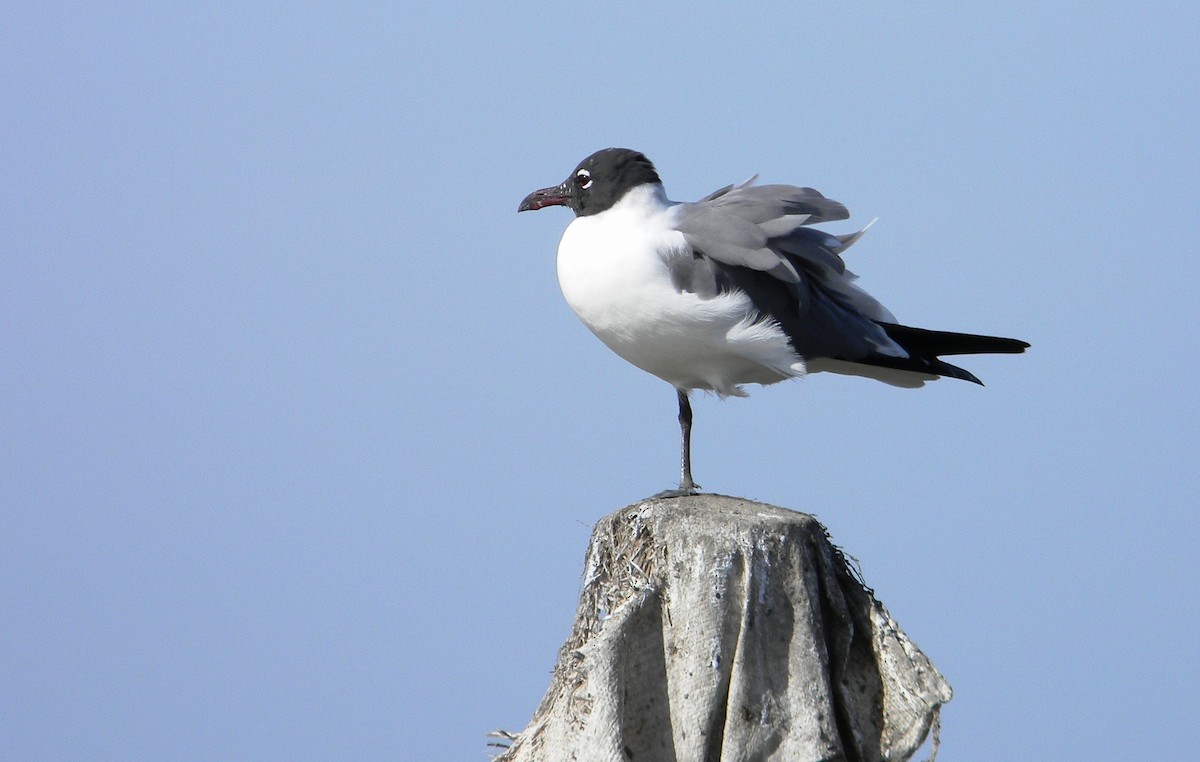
[{"xmin": 576, "ymin": 169, "xmax": 593, "ymax": 189}]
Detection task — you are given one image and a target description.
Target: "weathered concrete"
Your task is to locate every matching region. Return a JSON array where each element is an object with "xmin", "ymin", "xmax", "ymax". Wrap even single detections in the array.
[{"xmin": 495, "ymin": 494, "xmax": 951, "ymax": 762}]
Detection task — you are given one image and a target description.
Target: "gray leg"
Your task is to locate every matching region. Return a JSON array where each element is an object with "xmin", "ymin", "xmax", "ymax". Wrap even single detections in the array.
[
  {"xmin": 654, "ymin": 389, "xmax": 700, "ymax": 498},
  {"xmin": 677, "ymin": 389, "xmax": 698, "ymax": 492}
]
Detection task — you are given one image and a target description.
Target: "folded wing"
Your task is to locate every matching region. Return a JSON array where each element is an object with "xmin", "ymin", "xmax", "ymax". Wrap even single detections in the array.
[{"xmin": 669, "ymin": 179, "xmax": 1028, "ymax": 384}]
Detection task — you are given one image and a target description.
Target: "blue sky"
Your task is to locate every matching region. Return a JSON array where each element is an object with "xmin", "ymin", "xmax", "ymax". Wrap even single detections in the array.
[{"xmin": 3, "ymin": 3, "xmax": 1197, "ymax": 760}]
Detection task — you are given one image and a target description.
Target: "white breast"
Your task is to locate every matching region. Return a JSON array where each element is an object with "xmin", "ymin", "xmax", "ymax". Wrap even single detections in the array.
[{"xmin": 555, "ymin": 186, "xmax": 805, "ymax": 397}]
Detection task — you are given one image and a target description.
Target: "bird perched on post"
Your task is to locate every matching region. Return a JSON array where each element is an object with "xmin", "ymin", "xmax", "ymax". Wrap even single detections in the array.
[{"xmin": 519, "ymin": 148, "xmax": 1028, "ymax": 496}]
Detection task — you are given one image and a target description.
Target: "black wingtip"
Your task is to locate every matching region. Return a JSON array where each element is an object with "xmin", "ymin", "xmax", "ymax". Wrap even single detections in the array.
[
  {"xmin": 931, "ymin": 358, "xmax": 984, "ymax": 385},
  {"xmin": 879, "ymin": 323, "xmax": 1030, "ymax": 357},
  {"xmin": 854, "ymin": 324, "xmax": 1027, "ymax": 385}
]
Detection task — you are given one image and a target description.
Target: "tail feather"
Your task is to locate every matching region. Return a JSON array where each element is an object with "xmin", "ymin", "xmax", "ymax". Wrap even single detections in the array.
[
  {"xmin": 879, "ymin": 322, "xmax": 1030, "ymax": 357},
  {"xmin": 853, "ymin": 322, "xmax": 1029, "ymax": 386}
]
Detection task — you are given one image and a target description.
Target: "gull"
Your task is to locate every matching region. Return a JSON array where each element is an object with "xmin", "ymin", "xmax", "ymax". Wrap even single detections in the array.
[{"xmin": 519, "ymin": 148, "xmax": 1028, "ymax": 496}]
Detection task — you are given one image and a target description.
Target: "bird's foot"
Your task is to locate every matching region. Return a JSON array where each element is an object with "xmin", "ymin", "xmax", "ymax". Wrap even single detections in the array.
[{"xmin": 651, "ymin": 483, "xmax": 701, "ymax": 499}]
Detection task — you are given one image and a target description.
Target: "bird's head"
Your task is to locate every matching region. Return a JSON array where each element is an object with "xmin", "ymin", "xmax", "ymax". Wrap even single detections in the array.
[{"xmin": 518, "ymin": 148, "xmax": 662, "ymax": 217}]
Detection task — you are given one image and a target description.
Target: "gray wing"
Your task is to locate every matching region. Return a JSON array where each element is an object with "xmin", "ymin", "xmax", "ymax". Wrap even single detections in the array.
[{"xmin": 669, "ymin": 180, "xmax": 900, "ymax": 361}]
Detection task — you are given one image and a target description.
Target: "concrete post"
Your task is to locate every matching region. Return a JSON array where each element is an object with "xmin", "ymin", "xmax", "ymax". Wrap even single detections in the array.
[{"xmin": 494, "ymin": 494, "xmax": 950, "ymax": 762}]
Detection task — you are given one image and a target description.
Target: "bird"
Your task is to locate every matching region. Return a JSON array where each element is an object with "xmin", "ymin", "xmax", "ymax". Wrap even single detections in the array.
[{"xmin": 518, "ymin": 148, "xmax": 1028, "ymax": 497}]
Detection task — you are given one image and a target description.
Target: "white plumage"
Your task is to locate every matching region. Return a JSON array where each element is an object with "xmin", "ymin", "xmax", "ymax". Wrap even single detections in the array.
[{"xmin": 556, "ymin": 185, "xmax": 804, "ymax": 398}]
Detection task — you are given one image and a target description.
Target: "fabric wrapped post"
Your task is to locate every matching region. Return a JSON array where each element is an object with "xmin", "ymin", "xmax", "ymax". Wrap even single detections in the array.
[{"xmin": 495, "ymin": 495, "xmax": 951, "ymax": 762}]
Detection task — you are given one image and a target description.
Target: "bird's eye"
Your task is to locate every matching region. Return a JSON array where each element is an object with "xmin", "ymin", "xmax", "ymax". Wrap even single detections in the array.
[{"xmin": 576, "ymin": 169, "xmax": 593, "ymax": 189}]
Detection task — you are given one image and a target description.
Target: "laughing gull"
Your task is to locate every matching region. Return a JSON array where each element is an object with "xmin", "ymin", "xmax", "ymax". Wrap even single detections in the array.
[{"xmin": 519, "ymin": 148, "xmax": 1028, "ymax": 496}]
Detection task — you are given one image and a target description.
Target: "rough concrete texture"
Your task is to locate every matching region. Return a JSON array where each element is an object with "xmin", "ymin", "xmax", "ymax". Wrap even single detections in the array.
[{"xmin": 495, "ymin": 494, "xmax": 951, "ymax": 762}]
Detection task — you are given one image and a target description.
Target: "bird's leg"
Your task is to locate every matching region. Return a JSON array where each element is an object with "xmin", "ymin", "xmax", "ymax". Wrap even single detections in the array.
[
  {"xmin": 677, "ymin": 388, "xmax": 698, "ymax": 493},
  {"xmin": 651, "ymin": 389, "xmax": 701, "ymax": 499}
]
